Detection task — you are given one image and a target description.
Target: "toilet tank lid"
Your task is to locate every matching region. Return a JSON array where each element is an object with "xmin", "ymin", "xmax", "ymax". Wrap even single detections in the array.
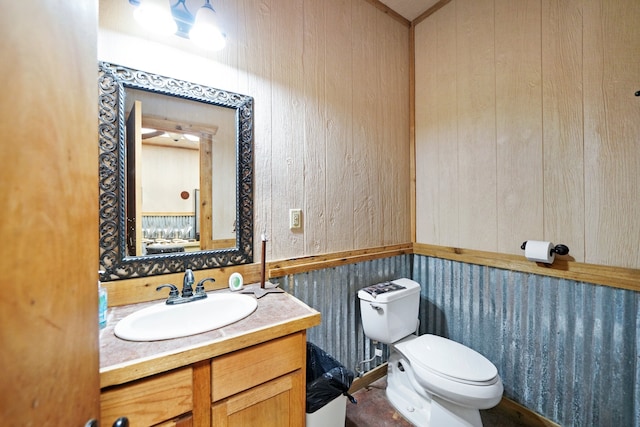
[{"xmin": 357, "ymin": 278, "xmax": 421, "ymax": 303}]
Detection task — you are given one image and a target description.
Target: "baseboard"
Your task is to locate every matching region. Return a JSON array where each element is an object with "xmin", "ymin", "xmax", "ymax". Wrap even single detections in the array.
[
  {"xmin": 495, "ymin": 397, "xmax": 560, "ymax": 427},
  {"xmin": 349, "ymin": 363, "xmax": 388, "ymax": 394}
]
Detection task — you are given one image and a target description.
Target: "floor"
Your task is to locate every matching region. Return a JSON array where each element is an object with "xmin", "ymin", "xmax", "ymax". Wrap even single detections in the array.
[{"xmin": 345, "ymin": 378, "xmax": 546, "ymax": 427}]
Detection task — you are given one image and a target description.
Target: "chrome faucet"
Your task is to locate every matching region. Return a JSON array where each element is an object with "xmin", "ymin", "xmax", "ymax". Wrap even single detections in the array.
[
  {"xmin": 182, "ymin": 269, "xmax": 195, "ymax": 297},
  {"xmin": 156, "ymin": 269, "xmax": 216, "ymax": 305}
]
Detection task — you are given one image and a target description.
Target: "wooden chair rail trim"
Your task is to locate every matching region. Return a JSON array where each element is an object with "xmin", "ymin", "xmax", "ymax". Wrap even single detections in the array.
[
  {"xmin": 108, "ymin": 242, "xmax": 638, "ymax": 308},
  {"xmin": 269, "ymin": 243, "xmax": 639, "ymax": 293},
  {"xmin": 268, "ymin": 243, "xmax": 413, "ymax": 278},
  {"xmin": 413, "ymin": 243, "xmax": 640, "ymax": 293}
]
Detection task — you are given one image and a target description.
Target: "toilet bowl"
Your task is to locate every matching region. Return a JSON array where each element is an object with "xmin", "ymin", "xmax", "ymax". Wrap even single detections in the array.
[{"xmin": 358, "ymin": 278, "xmax": 503, "ymax": 427}]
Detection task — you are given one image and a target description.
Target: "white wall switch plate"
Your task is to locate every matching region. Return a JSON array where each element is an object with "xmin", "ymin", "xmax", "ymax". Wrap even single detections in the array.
[{"xmin": 289, "ymin": 209, "xmax": 302, "ymax": 229}]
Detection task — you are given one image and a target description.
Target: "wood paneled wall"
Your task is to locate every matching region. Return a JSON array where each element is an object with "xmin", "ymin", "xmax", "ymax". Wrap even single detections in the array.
[
  {"xmin": 99, "ymin": 0, "xmax": 411, "ymax": 265},
  {"xmin": 414, "ymin": 0, "xmax": 640, "ymax": 269}
]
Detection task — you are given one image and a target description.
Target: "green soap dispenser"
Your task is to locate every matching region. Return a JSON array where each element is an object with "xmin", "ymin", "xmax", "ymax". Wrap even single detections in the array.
[{"xmin": 98, "ymin": 271, "xmax": 108, "ymax": 329}]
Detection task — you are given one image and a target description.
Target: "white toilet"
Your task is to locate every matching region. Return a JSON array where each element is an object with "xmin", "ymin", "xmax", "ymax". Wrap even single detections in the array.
[{"xmin": 358, "ymin": 278, "xmax": 503, "ymax": 427}]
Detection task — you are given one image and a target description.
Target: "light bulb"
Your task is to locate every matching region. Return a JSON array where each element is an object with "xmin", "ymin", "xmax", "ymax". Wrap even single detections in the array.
[
  {"xmin": 189, "ymin": 3, "xmax": 226, "ymax": 50},
  {"xmin": 133, "ymin": 0, "xmax": 177, "ymax": 35},
  {"xmin": 166, "ymin": 132, "xmax": 182, "ymax": 142}
]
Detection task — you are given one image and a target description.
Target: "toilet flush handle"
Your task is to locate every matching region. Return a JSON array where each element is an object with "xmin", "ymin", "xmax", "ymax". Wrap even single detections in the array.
[{"xmin": 370, "ymin": 303, "xmax": 383, "ymax": 313}]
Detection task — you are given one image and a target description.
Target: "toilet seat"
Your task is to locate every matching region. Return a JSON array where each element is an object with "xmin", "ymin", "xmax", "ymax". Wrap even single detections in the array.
[
  {"xmin": 397, "ymin": 334, "xmax": 498, "ymax": 385},
  {"xmin": 393, "ymin": 335, "xmax": 503, "ymax": 409}
]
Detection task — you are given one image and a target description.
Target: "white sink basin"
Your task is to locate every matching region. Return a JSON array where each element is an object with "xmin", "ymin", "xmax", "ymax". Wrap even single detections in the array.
[{"xmin": 114, "ymin": 292, "xmax": 258, "ymax": 341}]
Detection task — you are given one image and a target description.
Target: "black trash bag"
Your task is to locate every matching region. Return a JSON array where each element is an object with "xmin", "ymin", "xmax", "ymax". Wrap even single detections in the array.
[{"xmin": 306, "ymin": 342, "xmax": 357, "ymax": 414}]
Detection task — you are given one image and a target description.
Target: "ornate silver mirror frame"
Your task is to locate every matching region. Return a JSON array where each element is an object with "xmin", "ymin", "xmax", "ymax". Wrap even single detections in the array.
[{"xmin": 98, "ymin": 62, "xmax": 253, "ymax": 281}]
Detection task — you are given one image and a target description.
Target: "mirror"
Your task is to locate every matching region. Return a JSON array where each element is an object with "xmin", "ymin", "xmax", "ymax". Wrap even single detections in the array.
[{"xmin": 98, "ymin": 62, "xmax": 253, "ymax": 281}]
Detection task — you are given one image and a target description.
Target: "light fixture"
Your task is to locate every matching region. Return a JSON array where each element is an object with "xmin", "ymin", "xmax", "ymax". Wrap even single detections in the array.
[
  {"xmin": 132, "ymin": 0, "xmax": 177, "ymax": 35},
  {"xmin": 189, "ymin": 0, "xmax": 226, "ymax": 50},
  {"xmin": 129, "ymin": 0, "xmax": 226, "ymax": 50},
  {"xmin": 166, "ymin": 132, "xmax": 183, "ymax": 141}
]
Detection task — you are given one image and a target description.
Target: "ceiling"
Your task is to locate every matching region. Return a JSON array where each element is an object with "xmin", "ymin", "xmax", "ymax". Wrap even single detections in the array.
[{"xmin": 378, "ymin": 0, "xmax": 442, "ymax": 21}]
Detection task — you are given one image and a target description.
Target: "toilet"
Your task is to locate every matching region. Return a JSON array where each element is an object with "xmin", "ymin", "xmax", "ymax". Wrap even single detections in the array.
[{"xmin": 358, "ymin": 278, "xmax": 503, "ymax": 427}]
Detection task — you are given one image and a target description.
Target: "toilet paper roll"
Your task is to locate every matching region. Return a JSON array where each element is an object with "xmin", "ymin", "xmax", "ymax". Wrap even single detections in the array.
[{"xmin": 525, "ymin": 240, "xmax": 555, "ymax": 264}]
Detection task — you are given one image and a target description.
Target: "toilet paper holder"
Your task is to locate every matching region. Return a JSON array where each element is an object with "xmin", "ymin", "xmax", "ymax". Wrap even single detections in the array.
[{"xmin": 520, "ymin": 241, "xmax": 570, "ymax": 256}]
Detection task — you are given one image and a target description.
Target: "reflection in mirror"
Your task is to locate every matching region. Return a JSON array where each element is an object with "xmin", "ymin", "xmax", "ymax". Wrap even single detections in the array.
[
  {"xmin": 98, "ymin": 62, "xmax": 253, "ymax": 281},
  {"xmin": 123, "ymin": 88, "xmax": 237, "ymax": 257}
]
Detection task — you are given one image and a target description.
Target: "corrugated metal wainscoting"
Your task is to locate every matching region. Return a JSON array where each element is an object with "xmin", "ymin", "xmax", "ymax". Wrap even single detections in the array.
[
  {"xmin": 274, "ymin": 255, "xmax": 412, "ymax": 375},
  {"xmin": 413, "ymin": 255, "xmax": 640, "ymax": 427},
  {"xmin": 275, "ymin": 254, "xmax": 639, "ymax": 425}
]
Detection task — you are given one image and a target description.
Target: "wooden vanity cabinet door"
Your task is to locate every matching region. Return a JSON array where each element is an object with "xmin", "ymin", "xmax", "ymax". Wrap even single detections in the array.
[
  {"xmin": 153, "ymin": 413, "xmax": 193, "ymax": 427},
  {"xmin": 211, "ymin": 331, "xmax": 306, "ymax": 426},
  {"xmin": 211, "ymin": 332, "xmax": 306, "ymax": 401},
  {"xmin": 100, "ymin": 367, "xmax": 193, "ymax": 426},
  {"xmin": 211, "ymin": 370, "xmax": 304, "ymax": 427}
]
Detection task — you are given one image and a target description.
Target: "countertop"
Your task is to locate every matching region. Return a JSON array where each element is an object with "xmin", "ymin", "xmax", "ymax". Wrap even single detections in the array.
[{"xmin": 99, "ymin": 283, "xmax": 321, "ymax": 389}]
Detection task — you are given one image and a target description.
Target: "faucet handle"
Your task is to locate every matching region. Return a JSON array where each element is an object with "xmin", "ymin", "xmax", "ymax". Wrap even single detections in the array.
[
  {"xmin": 195, "ymin": 277, "xmax": 215, "ymax": 295},
  {"xmin": 157, "ymin": 284, "xmax": 180, "ymax": 303}
]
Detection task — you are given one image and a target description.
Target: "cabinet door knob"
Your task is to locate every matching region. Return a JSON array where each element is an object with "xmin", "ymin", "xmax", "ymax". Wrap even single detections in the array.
[
  {"xmin": 113, "ymin": 417, "xmax": 130, "ymax": 427},
  {"xmin": 83, "ymin": 417, "xmax": 129, "ymax": 427}
]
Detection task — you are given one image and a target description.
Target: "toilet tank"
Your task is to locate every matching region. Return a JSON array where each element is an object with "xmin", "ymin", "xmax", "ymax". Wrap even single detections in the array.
[{"xmin": 358, "ymin": 278, "xmax": 421, "ymax": 344}]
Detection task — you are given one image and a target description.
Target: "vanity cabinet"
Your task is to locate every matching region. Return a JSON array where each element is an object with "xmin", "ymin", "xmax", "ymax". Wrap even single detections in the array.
[
  {"xmin": 100, "ymin": 331, "xmax": 307, "ymax": 427},
  {"xmin": 99, "ymin": 289, "xmax": 320, "ymax": 426}
]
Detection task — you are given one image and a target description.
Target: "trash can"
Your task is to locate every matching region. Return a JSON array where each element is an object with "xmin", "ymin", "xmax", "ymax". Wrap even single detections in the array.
[{"xmin": 306, "ymin": 342, "xmax": 357, "ymax": 427}]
